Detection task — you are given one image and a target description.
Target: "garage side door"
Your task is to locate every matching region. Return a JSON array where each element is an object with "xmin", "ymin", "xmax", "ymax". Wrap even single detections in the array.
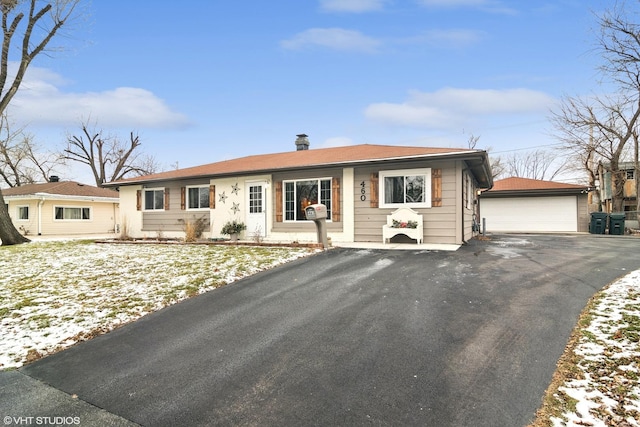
[{"xmin": 480, "ymin": 196, "xmax": 578, "ymax": 232}]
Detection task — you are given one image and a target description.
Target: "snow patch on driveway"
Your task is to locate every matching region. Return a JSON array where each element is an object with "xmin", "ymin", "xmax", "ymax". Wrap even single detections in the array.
[{"xmin": 486, "ymin": 237, "xmax": 533, "ymax": 259}]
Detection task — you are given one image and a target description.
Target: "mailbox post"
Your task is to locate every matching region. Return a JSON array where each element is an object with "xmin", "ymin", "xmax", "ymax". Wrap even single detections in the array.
[{"xmin": 304, "ymin": 204, "xmax": 328, "ymax": 249}]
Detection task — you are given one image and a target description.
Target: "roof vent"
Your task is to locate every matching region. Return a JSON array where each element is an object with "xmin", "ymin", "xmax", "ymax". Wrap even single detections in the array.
[
  {"xmin": 49, "ymin": 175, "xmax": 60, "ymax": 182},
  {"xmin": 295, "ymin": 134, "xmax": 310, "ymax": 151}
]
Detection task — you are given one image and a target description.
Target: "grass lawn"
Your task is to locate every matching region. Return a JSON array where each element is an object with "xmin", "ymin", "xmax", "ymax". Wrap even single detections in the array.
[
  {"xmin": 531, "ymin": 270, "xmax": 640, "ymax": 427},
  {"xmin": 0, "ymin": 240, "xmax": 318, "ymax": 369}
]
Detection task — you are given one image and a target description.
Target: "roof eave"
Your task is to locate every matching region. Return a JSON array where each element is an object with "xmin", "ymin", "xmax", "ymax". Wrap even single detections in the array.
[
  {"xmin": 480, "ymin": 188, "xmax": 590, "ymax": 198},
  {"xmin": 4, "ymin": 193, "xmax": 120, "ymax": 202},
  {"xmin": 105, "ymin": 149, "xmax": 493, "ymax": 188}
]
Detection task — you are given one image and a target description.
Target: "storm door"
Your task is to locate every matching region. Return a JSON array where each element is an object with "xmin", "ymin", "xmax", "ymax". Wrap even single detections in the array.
[{"xmin": 246, "ymin": 182, "xmax": 267, "ymax": 238}]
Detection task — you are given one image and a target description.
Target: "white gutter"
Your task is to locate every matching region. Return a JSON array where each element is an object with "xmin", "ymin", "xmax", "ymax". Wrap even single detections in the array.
[
  {"xmin": 4, "ymin": 192, "xmax": 119, "ymax": 203},
  {"xmin": 38, "ymin": 197, "xmax": 44, "ymax": 235}
]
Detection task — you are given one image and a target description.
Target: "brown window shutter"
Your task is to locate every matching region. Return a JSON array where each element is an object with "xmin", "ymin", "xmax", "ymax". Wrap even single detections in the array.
[
  {"xmin": 432, "ymin": 169, "xmax": 442, "ymax": 207},
  {"xmin": 181, "ymin": 187, "xmax": 186, "ymax": 210},
  {"xmin": 209, "ymin": 185, "xmax": 215, "ymax": 209},
  {"xmin": 136, "ymin": 190, "xmax": 142, "ymax": 211},
  {"xmin": 332, "ymin": 177, "xmax": 341, "ymax": 222},
  {"xmin": 275, "ymin": 181, "xmax": 283, "ymax": 222},
  {"xmin": 370, "ymin": 173, "xmax": 379, "ymax": 208},
  {"xmin": 164, "ymin": 188, "xmax": 170, "ymax": 210}
]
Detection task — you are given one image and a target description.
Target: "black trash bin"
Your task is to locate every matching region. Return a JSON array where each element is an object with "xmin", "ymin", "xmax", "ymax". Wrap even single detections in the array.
[
  {"xmin": 609, "ymin": 213, "xmax": 626, "ymax": 235},
  {"xmin": 589, "ymin": 212, "xmax": 608, "ymax": 234}
]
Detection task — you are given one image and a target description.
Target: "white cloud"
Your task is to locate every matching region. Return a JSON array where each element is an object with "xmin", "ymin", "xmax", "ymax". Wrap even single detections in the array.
[
  {"xmin": 281, "ymin": 28, "xmax": 381, "ymax": 53},
  {"xmin": 319, "ymin": 0, "xmax": 388, "ymax": 12},
  {"xmin": 365, "ymin": 87, "xmax": 555, "ymax": 128},
  {"xmin": 9, "ymin": 66, "xmax": 191, "ymax": 129}
]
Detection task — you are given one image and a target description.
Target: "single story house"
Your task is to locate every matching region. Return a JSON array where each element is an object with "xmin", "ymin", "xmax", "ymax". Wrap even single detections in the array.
[
  {"xmin": 479, "ymin": 177, "xmax": 590, "ymax": 233},
  {"xmin": 1, "ymin": 178, "xmax": 120, "ymax": 236},
  {"xmin": 105, "ymin": 136, "xmax": 493, "ymax": 245}
]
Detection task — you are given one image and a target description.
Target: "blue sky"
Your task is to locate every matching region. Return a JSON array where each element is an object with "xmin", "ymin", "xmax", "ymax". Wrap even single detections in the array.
[{"xmin": 8, "ymin": 0, "xmax": 612, "ymax": 183}]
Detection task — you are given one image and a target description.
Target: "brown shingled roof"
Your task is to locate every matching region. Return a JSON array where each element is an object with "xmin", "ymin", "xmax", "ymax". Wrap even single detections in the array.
[
  {"xmin": 482, "ymin": 177, "xmax": 589, "ymax": 196},
  {"xmin": 1, "ymin": 181, "xmax": 119, "ymax": 198},
  {"xmin": 108, "ymin": 144, "xmax": 481, "ymax": 185}
]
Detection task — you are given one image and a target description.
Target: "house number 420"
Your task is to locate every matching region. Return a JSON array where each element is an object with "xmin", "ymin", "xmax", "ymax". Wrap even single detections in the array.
[{"xmin": 360, "ymin": 181, "xmax": 366, "ymax": 201}]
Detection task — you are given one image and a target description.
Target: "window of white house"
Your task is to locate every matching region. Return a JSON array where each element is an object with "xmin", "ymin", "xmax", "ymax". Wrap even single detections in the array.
[
  {"xmin": 626, "ymin": 170, "xmax": 635, "ymax": 180},
  {"xmin": 379, "ymin": 169, "xmax": 431, "ymax": 208},
  {"xmin": 187, "ymin": 186, "xmax": 210, "ymax": 209},
  {"xmin": 17, "ymin": 206, "xmax": 29, "ymax": 220},
  {"xmin": 284, "ymin": 178, "xmax": 332, "ymax": 221},
  {"xmin": 55, "ymin": 206, "xmax": 91, "ymax": 220},
  {"xmin": 144, "ymin": 188, "xmax": 165, "ymax": 210}
]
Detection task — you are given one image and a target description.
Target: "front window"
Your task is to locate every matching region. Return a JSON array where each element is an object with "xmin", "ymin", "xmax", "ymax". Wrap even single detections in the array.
[
  {"xmin": 55, "ymin": 207, "xmax": 91, "ymax": 220},
  {"xmin": 17, "ymin": 206, "xmax": 29, "ymax": 220},
  {"xmin": 284, "ymin": 178, "xmax": 332, "ymax": 221},
  {"xmin": 380, "ymin": 169, "xmax": 431, "ymax": 208},
  {"xmin": 187, "ymin": 186, "xmax": 209, "ymax": 209},
  {"xmin": 144, "ymin": 189, "xmax": 164, "ymax": 210}
]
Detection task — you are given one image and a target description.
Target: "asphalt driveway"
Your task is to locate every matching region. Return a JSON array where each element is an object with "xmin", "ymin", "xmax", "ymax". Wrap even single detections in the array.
[{"xmin": 4, "ymin": 234, "xmax": 640, "ymax": 426}]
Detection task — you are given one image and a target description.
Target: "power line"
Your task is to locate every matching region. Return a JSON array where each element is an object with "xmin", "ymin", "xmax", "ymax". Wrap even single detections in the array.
[{"xmin": 491, "ymin": 142, "xmax": 565, "ymax": 154}]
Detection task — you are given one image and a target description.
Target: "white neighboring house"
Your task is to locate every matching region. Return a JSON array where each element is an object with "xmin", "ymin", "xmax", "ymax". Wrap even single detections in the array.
[
  {"xmin": 1, "ymin": 178, "xmax": 120, "ymax": 237},
  {"xmin": 479, "ymin": 177, "xmax": 590, "ymax": 233}
]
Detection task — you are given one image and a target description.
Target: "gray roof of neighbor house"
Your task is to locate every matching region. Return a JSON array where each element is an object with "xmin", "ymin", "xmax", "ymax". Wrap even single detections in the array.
[
  {"xmin": 481, "ymin": 177, "xmax": 589, "ymax": 197},
  {"xmin": 1, "ymin": 181, "xmax": 119, "ymax": 200},
  {"xmin": 105, "ymin": 144, "xmax": 493, "ymax": 189}
]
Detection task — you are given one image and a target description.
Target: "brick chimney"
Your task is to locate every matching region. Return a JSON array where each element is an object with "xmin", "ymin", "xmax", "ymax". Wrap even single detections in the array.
[{"xmin": 295, "ymin": 134, "xmax": 310, "ymax": 151}]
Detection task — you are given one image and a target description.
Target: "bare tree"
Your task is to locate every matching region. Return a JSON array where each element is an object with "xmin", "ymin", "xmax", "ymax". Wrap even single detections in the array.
[
  {"xmin": 0, "ymin": 113, "xmax": 62, "ymax": 187},
  {"xmin": 551, "ymin": 2, "xmax": 640, "ymax": 213},
  {"xmin": 467, "ymin": 134, "xmax": 480, "ymax": 149},
  {"xmin": 497, "ymin": 149, "xmax": 565, "ymax": 181},
  {"xmin": 553, "ymin": 92, "xmax": 640, "ymax": 212},
  {"xmin": 488, "ymin": 155, "xmax": 505, "ymax": 180},
  {"xmin": 0, "ymin": 0, "xmax": 80, "ymax": 246},
  {"xmin": 63, "ymin": 122, "xmax": 160, "ymax": 188}
]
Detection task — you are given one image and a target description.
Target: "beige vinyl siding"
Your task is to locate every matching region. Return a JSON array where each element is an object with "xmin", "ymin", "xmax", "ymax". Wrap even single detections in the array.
[
  {"xmin": 8, "ymin": 201, "xmax": 37, "ymax": 235},
  {"xmin": 577, "ymin": 193, "xmax": 589, "ymax": 232},
  {"xmin": 44, "ymin": 201, "xmax": 118, "ymax": 235},
  {"xmin": 8, "ymin": 199, "xmax": 118, "ymax": 236},
  {"xmin": 141, "ymin": 180, "xmax": 211, "ymax": 233},
  {"xmin": 462, "ymin": 168, "xmax": 479, "ymax": 242},
  {"xmin": 354, "ymin": 160, "xmax": 460, "ymax": 244}
]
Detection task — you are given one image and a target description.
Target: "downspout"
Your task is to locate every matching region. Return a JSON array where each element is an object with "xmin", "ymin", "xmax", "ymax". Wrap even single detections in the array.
[
  {"xmin": 113, "ymin": 202, "xmax": 118, "ymax": 234},
  {"xmin": 38, "ymin": 197, "xmax": 45, "ymax": 235}
]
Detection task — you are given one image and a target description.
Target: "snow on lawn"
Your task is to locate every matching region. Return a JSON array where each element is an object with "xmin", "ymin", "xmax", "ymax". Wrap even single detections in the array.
[
  {"xmin": 550, "ymin": 269, "xmax": 640, "ymax": 427},
  {"xmin": 0, "ymin": 240, "xmax": 318, "ymax": 369}
]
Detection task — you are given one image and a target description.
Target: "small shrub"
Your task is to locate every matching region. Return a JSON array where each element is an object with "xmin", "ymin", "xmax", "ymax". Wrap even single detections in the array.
[
  {"xmin": 221, "ymin": 220, "xmax": 246, "ymax": 236},
  {"xmin": 183, "ymin": 216, "xmax": 208, "ymax": 242}
]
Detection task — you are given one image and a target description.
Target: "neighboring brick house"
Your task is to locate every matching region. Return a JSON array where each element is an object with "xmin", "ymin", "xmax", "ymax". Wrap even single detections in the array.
[{"xmin": 2, "ymin": 179, "xmax": 120, "ymax": 236}]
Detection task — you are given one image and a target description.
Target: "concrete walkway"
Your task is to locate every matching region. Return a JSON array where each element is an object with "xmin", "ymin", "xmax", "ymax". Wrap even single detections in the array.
[{"xmin": 25, "ymin": 233, "xmax": 461, "ymax": 251}]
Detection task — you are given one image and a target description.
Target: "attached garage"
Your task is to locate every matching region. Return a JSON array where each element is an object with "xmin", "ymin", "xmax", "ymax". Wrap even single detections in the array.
[{"xmin": 480, "ymin": 177, "xmax": 590, "ymax": 233}]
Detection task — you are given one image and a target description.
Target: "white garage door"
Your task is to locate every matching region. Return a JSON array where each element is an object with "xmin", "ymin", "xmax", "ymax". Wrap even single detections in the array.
[{"xmin": 480, "ymin": 196, "xmax": 578, "ymax": 232}]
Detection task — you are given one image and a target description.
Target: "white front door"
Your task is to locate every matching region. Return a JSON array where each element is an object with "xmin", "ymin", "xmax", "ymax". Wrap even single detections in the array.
[{"xmin": 246, "ymin": 182, "xmax": 267, "ymax": 238}]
